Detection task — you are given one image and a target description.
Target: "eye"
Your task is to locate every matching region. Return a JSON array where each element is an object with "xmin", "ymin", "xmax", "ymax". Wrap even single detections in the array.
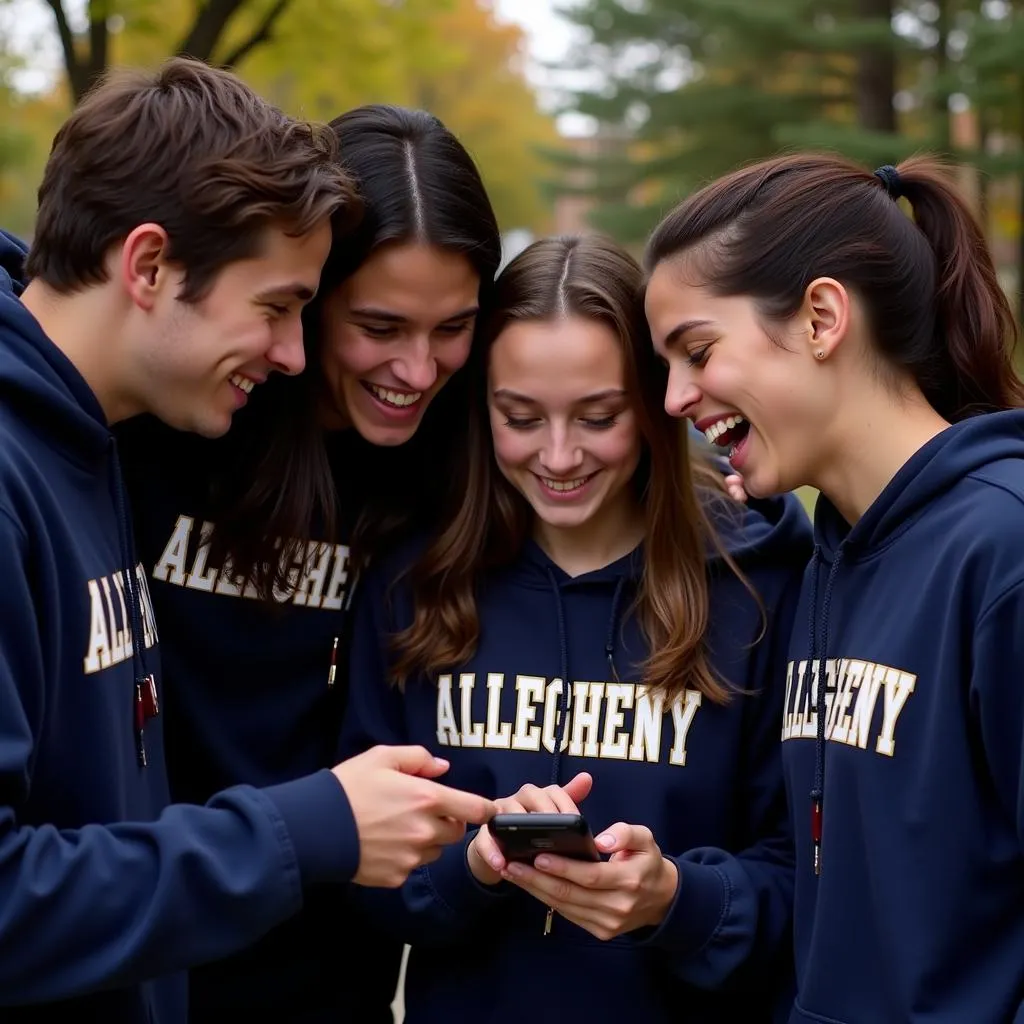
[
  {"xmin": 265, "ymin": 304, "xmax": 289, "ymax": 317},
  {"xmin": 504, "ymin": 416, "xmax": 539, "ymax": 429},
  {"xmin": 581, "ymin": 415, "xmax": 617, "ymax": 429},
  {"xmin": 686, "ymin": 345, "xmax": 711, "ymax": 368},
  {"xmin": 361, "ymin": 324, "xmax": 397, "ymax": 340},
  {"xmin": 436, "ymin": 321, "xmax": 473, "ymax": 337}
]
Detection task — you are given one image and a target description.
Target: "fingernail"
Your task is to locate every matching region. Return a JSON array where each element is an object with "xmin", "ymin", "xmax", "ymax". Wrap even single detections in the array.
[
  {"xmin": 597, "ymin": 833, "xmax": 614, "ymax": 848},
  {"xmin": 489, "ymin": 855, "xmax": 502, "ymax": 870},
  {"xmin": 534, "ymin": 856, "xmax": 551, "ymax": 870},
  {"xmin": 432, "ymin": 757, "xmax": 449, "ymax": 768},
  {"xmin": 507, "ymin": 863, "xmax": 524, "ymax": 877}
]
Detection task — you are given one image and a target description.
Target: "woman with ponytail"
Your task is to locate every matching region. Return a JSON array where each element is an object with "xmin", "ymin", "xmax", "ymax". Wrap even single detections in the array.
[{"xmin": 643, "ymin": 153, "xmax": 1024, "ymax": 1024}]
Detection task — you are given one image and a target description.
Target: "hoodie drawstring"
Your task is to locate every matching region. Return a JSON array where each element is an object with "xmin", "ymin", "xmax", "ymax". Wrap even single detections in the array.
[
  {"xmin": 109, "ymin": 440, "xmax": 158, "ymax": 767},
  {"xmin": 540, "ymin": 569, "xmax": 628, "ymax": 936},
  {"xmin": 807, "ymin": 544, "xmax": 843, "ymax": 876}
]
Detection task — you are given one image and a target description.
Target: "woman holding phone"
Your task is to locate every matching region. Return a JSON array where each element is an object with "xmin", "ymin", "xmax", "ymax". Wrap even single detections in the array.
[
  {"xmin": 340, "ymin": 234, "xmax": 812, "ymax": 1023},
  {"xmin": 644, "ymin": 153, "xmax": 1024, "ymax": 1023}
]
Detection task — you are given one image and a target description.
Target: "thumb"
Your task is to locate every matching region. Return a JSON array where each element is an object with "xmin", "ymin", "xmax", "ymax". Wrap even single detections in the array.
[
  {"xmin": 372, "ymin": 744, "xmax": 450, "ymax": 778},
  {"xmin": 562, "ymin": 771, "xmax": 593, "ymax": 805},
  {"xmin": 594, "ymin": 821, "xmax": 641, "ymax": 854}
]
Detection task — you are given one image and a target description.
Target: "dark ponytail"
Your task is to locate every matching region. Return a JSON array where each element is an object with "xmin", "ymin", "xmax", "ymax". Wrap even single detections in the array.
[
  {"xmin": 645, "ymin": 152, "xmax": 1024, "ymax": 423},
  {"xmin": 894, "ymin": 156, "xmax": 1024, "ymax": 419}
]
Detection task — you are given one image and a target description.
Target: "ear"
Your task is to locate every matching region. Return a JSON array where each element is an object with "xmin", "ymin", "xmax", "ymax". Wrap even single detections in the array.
[
  {"xmin": 799, "ymin": 277, "xmax": 850, "ymax": 362},
  {"xmin": 118, "ymin": 224, "xmax": 173, "ymax": 312}
]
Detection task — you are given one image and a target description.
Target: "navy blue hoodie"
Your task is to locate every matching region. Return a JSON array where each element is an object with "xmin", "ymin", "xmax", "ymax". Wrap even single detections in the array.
[
  {"xmin": 341, "ymin": 492, "xmax": 812, "ymax": 1023},
  {"xmin": 116, "ymin": 413, "xmax": 403, "ymax": 1022},
  {"xmin": 0, "ymin": 231, "xmax": 359, "ymax": 1022},
  {"xmin": 783, "ymin": 411, "xmax": 1024, "ymax": 1024}
]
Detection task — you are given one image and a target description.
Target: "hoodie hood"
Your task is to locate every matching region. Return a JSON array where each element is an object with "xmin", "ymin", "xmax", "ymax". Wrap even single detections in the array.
[
  {"xmin": 0, "ymin": 229, "xmax": 155, "ymax": 762},
  {"xmin": 0, "ymin": 231, "xmax": 110, "ymax": 460},
  {"xmin": 814, "ymin": 410, "xmax": 1024, "ymax": 560}
]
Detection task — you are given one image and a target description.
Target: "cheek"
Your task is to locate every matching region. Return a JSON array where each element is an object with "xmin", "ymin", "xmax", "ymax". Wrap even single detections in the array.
[
  {"xmin": 489, "ymin": 422, "xmax": 534, "ymax": 471},
  {"xmin": 597, "ymin": 422, "xmax": 642, "ymax": 472},
  {"xmin": 320, "ymin": 324, "xmax": 381, "ymax": 381},
  {"xmin": 434, "ymin": 336, "xmax": 474, "ymax": 380}
]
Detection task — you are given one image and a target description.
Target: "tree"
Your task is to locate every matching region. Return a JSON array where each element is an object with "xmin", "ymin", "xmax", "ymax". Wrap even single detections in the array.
[
  {"xmin": 0, "ymin": 0, "xmax": 557, "ymax": 235},
  {"xmin": 545, "ymin": 0, "xmax": 932, "ymax": 243}
]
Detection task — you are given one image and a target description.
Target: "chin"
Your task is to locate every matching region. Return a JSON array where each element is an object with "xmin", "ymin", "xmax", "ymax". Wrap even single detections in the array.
[{"xmin": 354, "ymin": 419, "xmax": 421, "ymax": 448}]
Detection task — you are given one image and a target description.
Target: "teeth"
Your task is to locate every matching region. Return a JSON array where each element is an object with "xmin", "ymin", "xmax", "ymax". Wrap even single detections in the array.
[
  {"xmin": 369, "ymin": 383, "xmax": 422, "ymax": 408},
  {"xmin": 703, "ymin": 414, "xmax": 746, "ymax": 445},
  {"xmin": 542, "ymin": 476, "xmax": 591, "ymax": 492},
  {"xmin": 229, "ymin": 374, "xmax": 255, "ymax": 394}
]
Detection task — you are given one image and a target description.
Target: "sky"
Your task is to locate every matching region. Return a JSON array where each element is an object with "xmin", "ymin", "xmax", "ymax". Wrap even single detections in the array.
[{"xmin": 2, "ymin": 0, "xmax": 587, "ymax": 130}]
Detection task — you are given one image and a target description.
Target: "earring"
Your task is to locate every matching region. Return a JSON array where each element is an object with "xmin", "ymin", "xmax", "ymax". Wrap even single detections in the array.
[{"xmin": 814, "ymin": 350, "xmax": 826, "ymax": 360}]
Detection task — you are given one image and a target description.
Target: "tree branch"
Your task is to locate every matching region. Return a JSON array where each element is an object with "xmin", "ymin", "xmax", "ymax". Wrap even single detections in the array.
[
  {"xmin": 219, "ymin": 0, "xmax": 293, "ymax": 68},
  {"xmin": 176, "ymin": 0, "xmax": 246, "ymax": 63},
  {"xmin": 45, "ymin": 0, "xmax": 88, "ymax": 102}
]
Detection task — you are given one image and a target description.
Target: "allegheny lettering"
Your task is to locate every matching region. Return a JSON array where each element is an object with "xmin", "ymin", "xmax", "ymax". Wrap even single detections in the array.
[
  {"xmin": 434, "ymin": 672, "xmax": 703, "ymax": 766},
  {"xmin": 83, "ymin": 564, "xmax": 159, "ymax": 674},
  {"xmin": 782, "ymin": 657, "xmax": 917, "ymax": 758},
  {"xmin": 151, "ymin": 514, "xmax": 350, "ymax": 609}
]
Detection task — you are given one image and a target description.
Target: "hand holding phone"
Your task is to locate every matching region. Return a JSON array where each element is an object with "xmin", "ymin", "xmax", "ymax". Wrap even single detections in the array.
[
  {"xmin": 489, "ymin": 812, "xmax": 600, "ymax": 864},
  {"xmin": 467, "ymin": 773, "xmax": 593, "ymax": 886}
]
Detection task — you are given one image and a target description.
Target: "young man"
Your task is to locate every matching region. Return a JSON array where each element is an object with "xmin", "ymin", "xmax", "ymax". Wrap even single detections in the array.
[{"xmin": 0, "ymin": 57, "xmax": 494, "ymax": 1023}]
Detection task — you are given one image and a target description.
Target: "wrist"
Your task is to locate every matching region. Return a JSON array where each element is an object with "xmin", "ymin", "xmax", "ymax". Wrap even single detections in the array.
[{"xmin": 643, "ymin": 857, "xmax": 679, "ymax": 928}]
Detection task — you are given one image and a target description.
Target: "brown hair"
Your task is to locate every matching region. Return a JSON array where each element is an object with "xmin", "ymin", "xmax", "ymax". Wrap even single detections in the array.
[
  {"xmin": 26, "ymin": 56, "xmax": 359, "ymax": 302},
  {"xmin": 390, "ymin": 235, "xmax": 746, "ymax": 705},
  {"xmin": 203, "ymin": 105, "xmax": 502, "ymax": 602},
  {"xmin": 645, "ymin": 153, "xmax": 1024, "ymax": 422}
]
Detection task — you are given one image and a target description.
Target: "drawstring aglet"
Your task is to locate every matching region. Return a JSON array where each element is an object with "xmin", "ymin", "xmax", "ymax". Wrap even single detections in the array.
[
  {"xmin": 134, "ymin": 682, "xmax": 147, "ymax": 768},
  {"xmin": 327, "ymin": 636, "xmax": 339, "ymax": 688},
  {"xmin": 811, "ymin": 796, "xmax": 823, "ymax": 876},
  {"xmin": 543, "ymin": 907, "xmax": 554, "ymax": 936}
]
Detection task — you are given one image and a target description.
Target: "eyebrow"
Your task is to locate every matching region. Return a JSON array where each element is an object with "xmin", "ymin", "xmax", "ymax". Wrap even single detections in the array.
[
  {"xmin": 348, "ymin": 305, "xmax": 480, "ymax": 324},
  {"xmin": 492, "ymin": 388, "xmax": 627, "ymax": 404},
  {"xmin": 662, "ymin": 318, "xmax": 715, "ymax": 348},
  {"xmin": 255, "ymin": 283, "xmax": 317, "ymax": 303}
]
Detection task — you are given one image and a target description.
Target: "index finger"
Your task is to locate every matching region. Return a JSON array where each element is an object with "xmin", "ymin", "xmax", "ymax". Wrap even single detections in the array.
[{"xmin": 430, "ymin": 782, "xmax": 496, "ymax": 825}]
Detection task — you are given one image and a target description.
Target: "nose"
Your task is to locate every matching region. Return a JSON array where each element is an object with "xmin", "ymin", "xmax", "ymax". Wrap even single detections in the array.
[
  {"xmin": 394, "ymin": 336, "xmax": 439, "ymax": 393},
  {"xmin": 267, "ymin": 316, "xmax": 306, "ymax": 377},
  {"xmin": 540, "ymin": 423, "xmax": 584, "ymax": 476},
  {"xmin": 664, "ymin": 365, "xmax": 701, "ymax": 420}
]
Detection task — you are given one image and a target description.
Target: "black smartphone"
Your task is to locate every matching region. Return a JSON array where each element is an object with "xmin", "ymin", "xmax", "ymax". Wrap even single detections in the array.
[{"xmin": 489, "ymin": 812, "xmax": 600, "ymax": 864}]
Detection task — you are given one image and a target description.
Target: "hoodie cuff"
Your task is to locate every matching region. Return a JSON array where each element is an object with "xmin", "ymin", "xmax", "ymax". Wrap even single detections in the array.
[
  {"xmin": 261, "ymin": 769, "xmax": 360, "ymax": 886},
  {"xmin": 634, "ymin": 856, "xmax": 729, "ymax": 956},
  {"xmin": 424, "ymin": 830, "xmax": 513, "ymax": 918}
]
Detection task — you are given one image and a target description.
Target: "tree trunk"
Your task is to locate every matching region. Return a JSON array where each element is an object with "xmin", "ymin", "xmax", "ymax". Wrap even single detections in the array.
[{"xmin": 855, "ymin": 0, "xmax": 897, "ymax": 132}]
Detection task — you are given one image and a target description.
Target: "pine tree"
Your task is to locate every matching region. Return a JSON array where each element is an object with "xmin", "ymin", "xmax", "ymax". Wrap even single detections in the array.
[{"xmin": 547, "ymin": 0, "xmax": 918, "ymax": 242}]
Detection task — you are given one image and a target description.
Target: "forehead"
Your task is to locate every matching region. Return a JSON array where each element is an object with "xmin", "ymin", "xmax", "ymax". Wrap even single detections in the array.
[
  {"xmin": 489, "ymin": 317, "xmax": 625, "ymax": 398},
  {"xmin": 342, "ymin": 241, "xmax": 479, "ymax": 317},
  {"xmin": 644, "ymin": 262, "xmax": 704, "ymax": 329},
  {"xmin": 225, "ymin": 221, "xmax": 332, "ymax": 294}
]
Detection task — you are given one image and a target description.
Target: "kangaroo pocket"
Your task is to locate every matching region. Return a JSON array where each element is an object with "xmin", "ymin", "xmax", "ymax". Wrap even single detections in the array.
[
  {"xmin": 404, "ymin": 922, "xmax": 779, "ymax": 1024},
  {"xmin": 791, "ymin": 1001, "xmax": 853, "ymax": 1024}
]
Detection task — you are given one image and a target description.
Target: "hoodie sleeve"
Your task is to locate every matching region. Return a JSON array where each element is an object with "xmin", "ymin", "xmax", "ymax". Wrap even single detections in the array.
[
  {"xmin": 635, "ymin": 569, "xmax": 800, "ymax": 991},
  {"xmin": 339, "ymin": 561, "xmax": 510, "ymax": 947},
  {"xmin": 0, "ymin": 507, "xmax": 360, "ymax": 1004},
  {"xmin": 973, "ymin": 577, "xmax": 1024, "ymax": 851}
]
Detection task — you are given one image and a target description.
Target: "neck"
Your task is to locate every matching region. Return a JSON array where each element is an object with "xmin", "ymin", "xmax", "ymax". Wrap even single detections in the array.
[
  {"xmin": 811, "ymin": 383, "xmax": 950, "ymax": 525},
  {"xmin": 20, "ymin": 279, "xmax": 138, "ymax": 425},
  {"xmin": 533, "ymin": 491, "xmax": 645, "ymax": 578}
]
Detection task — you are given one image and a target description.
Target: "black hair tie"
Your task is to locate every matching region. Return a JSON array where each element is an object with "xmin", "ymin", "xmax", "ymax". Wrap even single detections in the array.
[{"xmin": 873, "ymin": 164, "xmax": 903, "ymax": 200}]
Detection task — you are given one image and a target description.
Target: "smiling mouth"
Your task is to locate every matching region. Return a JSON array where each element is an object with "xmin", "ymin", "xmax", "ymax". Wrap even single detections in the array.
[
  {"xmin": 361, "ymin": 381, "xmax": 423, "ymax": 408},
  {"xmin": 229, "ymin": 373, "xmax": 257, "ymax": 395},
  {"xmin": 537, "ymin": 472, "xmax": 597, "ymax": 494},
  {"xmin": 703, "ymin": 414, "xmax": 750, "ymax": 454}
]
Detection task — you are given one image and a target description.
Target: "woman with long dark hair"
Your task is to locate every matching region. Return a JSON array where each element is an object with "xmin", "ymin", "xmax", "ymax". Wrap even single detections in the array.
[
  {"xmin": 645, "ymin": 153, "xmax": 1024, "ymax": 1024},
  {"xmin": 119, "ymin": 105, "xmax": 502, "ymax": 1023},
  {"xmin": 341, "ymin": 235, "xmax": 812, "ymax": 1022}
]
